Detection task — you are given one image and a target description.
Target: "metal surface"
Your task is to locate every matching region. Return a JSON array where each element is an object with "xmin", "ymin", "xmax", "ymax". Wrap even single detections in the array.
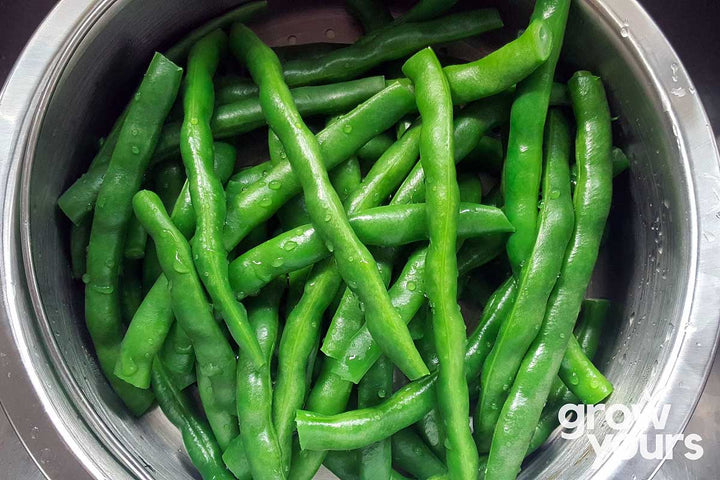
[{"xmin": 0, "ymin": 1, "xmax": 718, "ymax": 480}]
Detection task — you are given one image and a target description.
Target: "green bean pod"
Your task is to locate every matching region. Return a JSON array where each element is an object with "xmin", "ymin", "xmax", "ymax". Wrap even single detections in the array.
[
  {"xmin": 151, "ymin": 359, "xmax": 235, "ymax": 480},
  {"xmin": 83, "ymin": 53, "xmax": 181, "ymax": 415},
  {"xmin": 356, "ymin": 132, "xmax": 395, "ymax": 165},
  {"xmin": 119, "ymin": 259, "xmax": 143, "ymax": 325},
  {"xmin": 58, "ymin": 110, "xmax": 128, "ymax": 225},
  {"xmin": 235, "ymin": 282, "xmax": 285, "ymax": 480},
  {"xmin": 231, "ymin": 23, "xmax": 429, "ymax": 380},
  {"xmin": 345, "ymin": 0, "xmax": 393, "ymax": 32},
  {"xmin": 444, "ymin": 20, "xmax": 552, "ymax": 104},
  {"xmin": 403, "ymin": 47, "xmax": 476, "ymax": 480},
  {"xmin": 475, "ymin": 109, "xmax": 575, "ymax": 453},
  {"xmin": 503, "ymin": 0, "xmax": 570, "ymax": 272},
  {"xmin": 528, "ymin": 298, "xmax": 609, "ymax": 453},
  {"xmin": 181, "ymin": 30, "xmax": 265, "ymax": 367},
  {"xmin": 485, "ymin": 75, "xmax": 613, "ymax": 478},
  {"xmin": 280, "ymin": 10, "xmax": 503, "ymax": 86},
  {"xmin": 358, "ymin": 356, "xmax": 394, "ymax": 479},
  {"xmin": 391, "ymin": 428, "xmax": 447, "ymax": 479},
  {"xmin": 133, "ymin": 190, "xmax": 238, "ymax": 448},
  {"xmin": 124, "ymin": 214, "xmax": 148, "ymax": 259},
  {"xmin": 159, "ymin": 322, "xmax": 196, "ymax": 390}
]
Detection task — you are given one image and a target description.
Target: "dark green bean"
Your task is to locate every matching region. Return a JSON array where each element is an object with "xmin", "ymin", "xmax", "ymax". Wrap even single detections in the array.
[
  {"xmin": 280, "ymin": 10, "xmax": 502, "ymax": 86},
  {"xmin": 84, "ymin": 53, "xmax": 181, "ymax": 415},
  {"xmin": 119, "ymin": 259, "xmax": 143, "ymax": 325},
  {"xmin": 124, "ymin": 214, "xmax": 147, "ymax": 259},
  {"xmin": 391, "ymin": 428, "xmax": 447, "ymax": 479},
  {"xmin": 151, "ymin": 359, "xmax": 234, "ymax": 480},
  {"xmin": 58, "ymin": 110, "xmax": 128, "ymax": 225},
  {"xmin": 503, "ymin": 0, "xmax": 570, "ymax": 272},
  {"xmin": 357, "ymin": 132, "xmax": 395, "ymax": 164},
  {"xmin": 398, "ymin": 0, "xmax": 458, "ymax": 23},
  {"xmin": 345, "ymin": 0, "xmax": 393, "ymax": 32}
]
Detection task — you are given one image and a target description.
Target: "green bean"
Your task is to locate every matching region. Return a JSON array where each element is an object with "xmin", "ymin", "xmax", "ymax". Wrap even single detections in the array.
[
  {"xmin": 550, "ymin": 81, "xmax": 570, "ymax": 106},
  {"xmin": 280, "ymin": 10, "xmax": 502, "ymax": 86},
  {"xmin": 115, "ymin": 275, "xmax": 173, "ymax": 388},
  {"xmin": 487, "ymin": 78, "xmax": 613, "ymax": 477},
  {"xmin": 151, "ymin": 359, "xmax": 234, "ymax": 480},
  {"xmin": 558, "ymin": 335, "xmax": 613, "ymax": 404},
  {"xmin": 223, "ymin": 79, "xmax": 417, "ymax": 250},
  {"xmin": 475, "ymin": 109, "xmax": 575, "ymax": 453},
  {"xmin": 142, "ymin": 161, "xmax": 186, "ymax": 289},
  {"xmin": 132, "ymin": 190, "xmax": 237, "ymax": 448},
  {"xmin": 124, "ymin": 213, "xmax": 147, "ymax": 260},
  {"xmin": 159, "ymin": 322, "xmax": 196, "ymax": 390},
  {"xmin": 391, "ymin": 93, "xmax": 511, "ymax": 206},
  {"xmin": 231, "ymin": 24, "xmax": 429, "ymax": 380},
  {"xmin": 324, "ymin": 450, "xmax": 362, "ymax": 480},
  {"xmin": 268, "ymin": 129, "xmax": 285, "ymax": 165},
  {"xmin": 444, "ymin": 20, "xmax": 552, "ymax": 104},
  {"xmin": 528, "ymin": 299, "xmax": 610, "ymax": 453},
  {"xmin": 503, "ymin": 0, "xmax": 570, "ymax": 272},
  {"xmin": 181, "ymin": 30, "xmax": 264, "ymax": 367},
  {"xmin": 163, "ymin": 1, "xmax": 268, "ymax": 63},
  {"xmin": 230, "ymin": 203, "xmax": 511, "ymax": 296},
  {"xmin": 358, "ymin": 356, "xmax": 394, "ymax": 479},
  {"xmin": 391, "ymin": 428, "xmax": 447, "ymax": 479},
  {"xmin": 210, "ymin": 77, "xmax": 386, "ymax": 138},
  {"xmin": 70, "ymin": 216, "xmax": 91, "ymax": 279},
  {"xmin": 126, "ymin": 143, "xmax": 235, "ymax": 389},
  {"xmin": 398, "ymin": 0, "xmax": 458, "ymax": 23},
  {"xmin": 58, "ymin": 110, "xmax": 128, "ymax": 225},
  {"xmin": 154, "ymin": 77, "xmax": 387, "ymax": 160},
  {"xmin": 119, "ymin": 259, "xmax": 143, "ymax": 325},
  {"xmin": 414, "ymin": 406, "xmax": 446, "ymax": 461},
  {"xmin": 345, "ymin": 0, "xmax": 393, "ymax": 33},
  {"xmin": 403, "ymin": 47, "xmax": 476, "ymax": 480},
  {"xmin": 357, "ymin": 132, "xmax": 395, "ymax": 164},
  {"xmin": 83, "ymin": 53, "xmax": 181, "ymax": 415},
  {"xmin": 225, "ymin": 163, "xmax": 268, "ymax": 201},
  {"xmin": 235, "ymin": 281, "xmax": 285, "ymax": 480}
]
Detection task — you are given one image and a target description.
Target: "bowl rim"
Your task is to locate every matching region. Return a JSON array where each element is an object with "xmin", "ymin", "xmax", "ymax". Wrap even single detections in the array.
[{"xmin": 0, "ymin": 0, "xmax": 718, "ymax": 479}]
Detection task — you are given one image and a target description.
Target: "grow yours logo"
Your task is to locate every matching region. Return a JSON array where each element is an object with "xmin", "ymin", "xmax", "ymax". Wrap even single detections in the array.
[{"xmin": 558, "ymin": 400, "xmax": 703, "ymax": 466}]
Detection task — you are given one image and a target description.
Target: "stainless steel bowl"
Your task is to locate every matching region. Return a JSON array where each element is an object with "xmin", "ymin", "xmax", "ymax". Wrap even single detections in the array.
[{"xmin": 1, "ymin": 0, "xmax": 719, "ymax": 479}]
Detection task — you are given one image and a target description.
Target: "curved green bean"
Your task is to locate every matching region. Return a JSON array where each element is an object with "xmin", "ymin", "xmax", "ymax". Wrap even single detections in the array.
[
  {"xmin": 132, "ymin": 190, "xmax": 237, "ymax": 449},
  {"xmin": 223, "ymin": 79, "xmax": 417, "ymax": 250},
  {"xmin": 181, "ymin": 30, "xmax": 264, "ymax": 367},
  {"xmin": 358, "ymin": 356, "xmax": 394, "ymax": 479},
  {"xmin": 230, "ymin": 23, "xmax": 429, "ymax": 380},
  {"xmin": 151, "ymin": 359, "xmax": 234, "ymax": 480},
  {"xmin": 235, "ymin": 281, "xmax": 285, "ymax": 480},
  {"xmin": 84, "ymin": 53, "xmax": 181, "ymax": 415},
  {"xmin": 403, "ymin": 47, "xmax": 476, "ymax": 480},
  {"xmin": 391, "ymin": 428, "xmax": 447, "ymax": 479},
  {"xmin": 503, "ymin": 0, "xmax": 570, "ymax": 272},
  {"xmin": 444, "ymin": 20, "xmax": 552, "ymax": 104},
  {"xmin": 280, "ymin": 9, "xmax": 502, "ymax": 86}
]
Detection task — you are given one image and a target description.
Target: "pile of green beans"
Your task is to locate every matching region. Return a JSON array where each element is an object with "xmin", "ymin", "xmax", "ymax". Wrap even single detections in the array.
[{"xmin": 59, "ymin": 2, "xmax": 629, "ymax": 479}]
